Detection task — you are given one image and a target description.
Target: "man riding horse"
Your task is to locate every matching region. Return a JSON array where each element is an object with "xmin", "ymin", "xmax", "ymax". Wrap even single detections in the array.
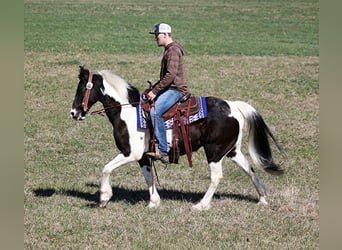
[{"xmin": 145, "ymin": 23, "xmax": 189, "ymax": 163}]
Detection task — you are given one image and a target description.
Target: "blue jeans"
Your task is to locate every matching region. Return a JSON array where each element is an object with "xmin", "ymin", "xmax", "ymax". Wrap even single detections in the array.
[{"xmin": 150, "ymin": 89, "xmax": 184, "ymax": 155}]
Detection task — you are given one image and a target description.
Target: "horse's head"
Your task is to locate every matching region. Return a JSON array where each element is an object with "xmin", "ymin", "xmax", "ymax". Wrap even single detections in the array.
[{"xmin": 70, "ymin": 66, "xmax": 101, "ymax": 120}]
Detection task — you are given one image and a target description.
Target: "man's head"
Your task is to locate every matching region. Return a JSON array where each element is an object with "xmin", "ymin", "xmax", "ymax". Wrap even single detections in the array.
[{"xmin": 149, "ymin": 23, "xmax": 173, "ymax": 47}]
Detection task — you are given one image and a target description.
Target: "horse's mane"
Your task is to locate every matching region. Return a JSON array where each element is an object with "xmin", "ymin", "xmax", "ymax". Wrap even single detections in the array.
[{"xmin": 98, "ymin": 70, "xmax": 140, "ymax": 105}]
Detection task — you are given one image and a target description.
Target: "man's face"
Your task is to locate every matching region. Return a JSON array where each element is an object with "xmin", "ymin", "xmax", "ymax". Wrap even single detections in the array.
[{"xmin": 154, "ymin": 33, "xmax": 166, "ymax": 47}]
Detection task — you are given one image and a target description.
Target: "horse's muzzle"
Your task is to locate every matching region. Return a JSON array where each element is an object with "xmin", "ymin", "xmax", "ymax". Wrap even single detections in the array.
[{"xmin": 70, "ymin": 108, "xmax": 86, "ymax": 120}]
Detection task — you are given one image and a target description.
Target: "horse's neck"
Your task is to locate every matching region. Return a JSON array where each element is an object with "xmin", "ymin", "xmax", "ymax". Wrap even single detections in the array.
[
  {"xmin": 99, "ymin": 94, "xmax": 138, "ymax": 155},
  {"xmin": 99, "ymin": 94, "xmax": 130, "ymax": 127},
  {"xmin": 100, "ymin": 94, "xmax": 120, "ymax": 115},
  {"xmin": 97, "ymin": 82, "xmax": 139, "ymax": 130}
]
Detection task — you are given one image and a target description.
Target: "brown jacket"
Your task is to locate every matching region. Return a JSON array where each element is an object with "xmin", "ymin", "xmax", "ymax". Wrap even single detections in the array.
[{"xmin": 152, "ymin": 41, "xmax": 187, "ymax": 95}]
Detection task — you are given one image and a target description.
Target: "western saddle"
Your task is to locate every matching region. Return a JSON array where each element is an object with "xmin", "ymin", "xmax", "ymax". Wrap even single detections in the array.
[{"xmin": 142, "ymin": 91, "xmax": 202, "ymax": 168}]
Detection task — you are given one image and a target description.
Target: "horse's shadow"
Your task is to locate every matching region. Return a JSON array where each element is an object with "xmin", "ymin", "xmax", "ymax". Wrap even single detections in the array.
[{"xmin": 33, "ymin": 183, "xmax": 258, "ymax": 208}]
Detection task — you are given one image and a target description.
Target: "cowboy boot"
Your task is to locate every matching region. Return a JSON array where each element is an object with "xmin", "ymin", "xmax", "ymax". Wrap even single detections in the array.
[{"xmin": 146, "ymin": 144, "xmax": 168, "ymax": 163}]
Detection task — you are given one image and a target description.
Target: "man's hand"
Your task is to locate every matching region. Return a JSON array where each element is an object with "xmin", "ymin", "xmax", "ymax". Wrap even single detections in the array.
[{"xmin": 147, "ymin": 91, "xmax": 156, "ymax": 101}]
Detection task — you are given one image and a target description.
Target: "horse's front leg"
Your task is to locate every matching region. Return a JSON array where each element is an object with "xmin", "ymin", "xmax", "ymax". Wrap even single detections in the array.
[
  {"xmin": 100, "ymin": 153, "xmax": 135, "ymax": 208},
  {"xmin": 139, "ymin": 156, "xmax": 160, "ymax": 208}
]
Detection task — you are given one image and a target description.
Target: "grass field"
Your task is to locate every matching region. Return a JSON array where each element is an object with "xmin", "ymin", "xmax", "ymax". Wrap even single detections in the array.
[{"xmin": 24, "ymin": 0, "xmax": 319, "ymax": 249}]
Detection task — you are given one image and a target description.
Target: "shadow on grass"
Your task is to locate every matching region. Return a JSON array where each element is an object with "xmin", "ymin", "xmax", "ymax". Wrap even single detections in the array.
[{"xmin": 33, "ymin": 183, "xmax": 258, "ymax": 207}]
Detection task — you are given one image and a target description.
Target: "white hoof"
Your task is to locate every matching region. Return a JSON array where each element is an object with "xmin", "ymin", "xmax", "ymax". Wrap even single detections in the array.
[
  {"xmin": 100, "ymin": 190, "xmax": 112, "ymax": 208},
  {"xmin": 99, "ymin": 200, "xmax": 110, "ymax": 208},
  {"xmin": 147, "ymin": 200, "xmax": 160, "ymax": 208},
  {"xmin": 191, "ymin": 202, "xmax": 211, "ymax": 211},
  {"xmin": 258, "ymin": 196, "xmax": 269, "ymax": 205}
]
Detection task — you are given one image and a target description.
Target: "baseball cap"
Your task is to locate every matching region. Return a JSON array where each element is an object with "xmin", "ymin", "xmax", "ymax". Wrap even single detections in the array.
[{"xmin": 149, "ymin": 23, "xmax": 172, "ymax": 34}]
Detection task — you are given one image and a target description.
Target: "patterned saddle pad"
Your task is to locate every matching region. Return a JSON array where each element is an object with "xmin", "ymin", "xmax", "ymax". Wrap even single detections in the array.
[{"xmin": 136, "ymin": 96, "xmax": 207, "ymax": 129}]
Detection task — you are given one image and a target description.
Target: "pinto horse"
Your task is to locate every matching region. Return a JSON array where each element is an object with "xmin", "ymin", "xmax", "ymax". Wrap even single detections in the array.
[{"xmin": 70, "ymin": 66, "xmax": 283, "ymax": 210}]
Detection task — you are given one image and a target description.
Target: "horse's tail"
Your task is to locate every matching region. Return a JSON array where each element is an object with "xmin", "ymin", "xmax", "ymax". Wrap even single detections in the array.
[{"xmin": 233, "ymin": 101, "xmax": 284, "ymax": 175}]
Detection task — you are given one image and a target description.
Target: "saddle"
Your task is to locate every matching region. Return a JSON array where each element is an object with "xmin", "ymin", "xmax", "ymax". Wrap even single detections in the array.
[
  {"xmin": 142, "ymin": 92, "xmax": 200, "ymax": 167},
  {"xmin": 162, "ymin": 93, "xmax": 201, "ymax": 120}
]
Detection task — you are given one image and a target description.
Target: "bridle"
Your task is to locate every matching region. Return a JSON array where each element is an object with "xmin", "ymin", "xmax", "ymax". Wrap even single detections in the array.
[{"xmin": 81, "ymin": 72, "xmax": 93, "ymax": 112}]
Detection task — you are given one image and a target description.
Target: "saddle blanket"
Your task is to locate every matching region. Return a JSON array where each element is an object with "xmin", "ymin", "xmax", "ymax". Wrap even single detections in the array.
[{"xmin": 137, "ymin": 96, "xmax": 207, "ymax": 129}]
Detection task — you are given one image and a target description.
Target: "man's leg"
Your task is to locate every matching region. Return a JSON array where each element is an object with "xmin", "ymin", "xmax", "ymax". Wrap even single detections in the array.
[{"xmin": 149, "ymin": 90, "xmax": 184, "ymax": 159}]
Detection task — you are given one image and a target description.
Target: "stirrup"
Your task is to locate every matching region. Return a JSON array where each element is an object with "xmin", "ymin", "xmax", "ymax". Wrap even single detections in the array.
[
  {"xmin": 146, "ymin": 153, "xmax": 168, "ymax": 164},
  {"xmin": 146, "ymin": 152, "xmax": 168, "ymax": 163}
]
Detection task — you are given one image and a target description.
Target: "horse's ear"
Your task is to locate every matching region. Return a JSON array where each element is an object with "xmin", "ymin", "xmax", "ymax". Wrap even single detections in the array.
[
  {"xmin": 79, "ymin": 65, "xmax": 87, "ymax": 73},
  {"xmin": 78, "ymin": 65, "xmax": 89, "ymax": 80}
]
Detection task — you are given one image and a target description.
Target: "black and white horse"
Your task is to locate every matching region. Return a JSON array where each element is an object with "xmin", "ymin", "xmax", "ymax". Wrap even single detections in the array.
[{"xmin": 70, "ymin": 66, "xmax": 283, "ymax": 210}]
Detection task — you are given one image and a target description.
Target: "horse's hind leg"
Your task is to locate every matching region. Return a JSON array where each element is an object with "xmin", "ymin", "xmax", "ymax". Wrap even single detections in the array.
[
  {"xmin": 192, "ymin": 160, "xmax": 223, "ymax": 211},
  {"xmin": 139, "ymin": 157, "xmax": 160, "ymax": 208},
  {"xmin": 230, "ymin": 150, "xmax": 268, "ymax": 205}
]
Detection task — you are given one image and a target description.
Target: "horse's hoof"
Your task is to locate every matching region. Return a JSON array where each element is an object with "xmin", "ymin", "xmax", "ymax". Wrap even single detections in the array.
[
  {"xmin": 147, "ymin": 200, "xmax": 160, "ymax": 208},
  {"xmin": 191, "ymin": 203, "xmax": 211, "ymax": 211},
  {"xmin": 258, "ymin": 196, "xmax": 269, "ymax": 205},
  {"xmin": 99, "ymin": 200, "xmax": 109, "ymax": 208}
]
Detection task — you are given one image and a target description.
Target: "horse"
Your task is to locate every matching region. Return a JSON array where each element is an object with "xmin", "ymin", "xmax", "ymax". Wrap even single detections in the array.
[{"xmin": 70, "ymin": 66, "xmax": 283, "ymax": 211}]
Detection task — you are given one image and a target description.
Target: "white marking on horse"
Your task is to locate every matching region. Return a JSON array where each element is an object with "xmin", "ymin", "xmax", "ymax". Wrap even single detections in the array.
[
  {"xmin": 98, "ymin": 70, "xmax": 146, "ymax": 159},
  {"xmin": 192, "ymin": 160, "xmax": 223, "ymax": 211},
  {"xmin": 98, "ymin": 70, "xmax": 130, "ymax": 104}
]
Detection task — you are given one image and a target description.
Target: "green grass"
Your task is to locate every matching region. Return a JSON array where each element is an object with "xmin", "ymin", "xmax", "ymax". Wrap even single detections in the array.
[
  {"xmin": 25, "ymin": 0, "xmax": 318, "ymax": 249},
  {"xmin": 24, "ymin": 0, "xmax": 318, "ymax": 56}
]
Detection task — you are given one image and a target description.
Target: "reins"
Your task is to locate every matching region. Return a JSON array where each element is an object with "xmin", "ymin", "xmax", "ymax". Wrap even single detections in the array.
[{"xmin": 90, "ymin": 102, "xmax": 139, "ymax": 116}]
